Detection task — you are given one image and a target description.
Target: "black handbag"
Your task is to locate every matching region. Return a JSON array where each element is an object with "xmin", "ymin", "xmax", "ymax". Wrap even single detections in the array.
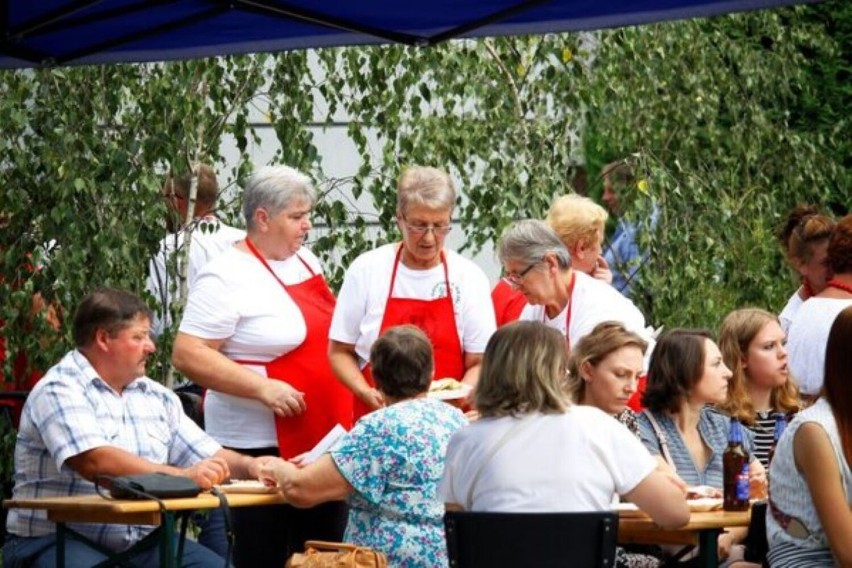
[{"xmin": 107, "ymin": 473, "xmax": 202, "ymax": 500}]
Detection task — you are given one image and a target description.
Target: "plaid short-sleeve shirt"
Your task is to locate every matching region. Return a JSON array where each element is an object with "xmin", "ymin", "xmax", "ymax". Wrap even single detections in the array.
[{"xmin": 7, "ymin": 350, "xmax": 221, "ymax": 551}]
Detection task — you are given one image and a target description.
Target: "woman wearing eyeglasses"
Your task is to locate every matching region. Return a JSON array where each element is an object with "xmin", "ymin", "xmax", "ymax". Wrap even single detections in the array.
[
  {"xmin": 492, "ymin": 193, "xmax": 613, "ymax": 327},
  {"xmin": 329, "ymin": 166, "xmax": 496, "ymax": 419},
  {"xmin": 496, "ymin": 219, "xmax": 650, "ymax": 354}
]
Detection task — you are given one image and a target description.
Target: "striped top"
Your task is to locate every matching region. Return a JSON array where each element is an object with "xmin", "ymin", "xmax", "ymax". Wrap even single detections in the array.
[
  {"xmin": 749, "ymin": 410, "xmax": 778, "ymax": 469},
  {"xmin": 767, "ymin": 398, "xmax": 852, "ymax": 567},
  {"xmin": 637, "ymin": 407, "xmax": 755, "ymax": 489}
]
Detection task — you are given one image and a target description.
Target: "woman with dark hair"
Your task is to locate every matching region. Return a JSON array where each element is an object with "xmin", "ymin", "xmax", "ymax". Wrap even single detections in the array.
[
  {"xmin": 776, "ymin": 205, "xmax": 834, "ymax": 333},
  {"xmin": 637, "ymin": 329, "xmax": 766, "ymax": 564},
  {"xmin": 787, "ymin": 213, "xmax": 852, "ymax": 396},
  {"xmin": 767, "ymin": 306, "xmax": 852, "ymax": 567},
  {"xmin": 260, "ymin": 325, "xmax": 466, "ymax": 567},
  {"xmin": 718, "ymin": 308, "xmax": 802, "ymax": 468},
  {"xmin": 440, "ymin": 322, "xmax": 688, "ymax": 533}
]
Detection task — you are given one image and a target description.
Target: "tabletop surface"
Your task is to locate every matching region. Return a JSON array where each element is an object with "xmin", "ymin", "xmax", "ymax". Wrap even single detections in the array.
[
  {"xmin": 617, "ymin": 507, "xmax": 752, "ymax": 546},
  {"xmin": 4, "ymin": 491, "xmax": 287, "ymax": 513}
]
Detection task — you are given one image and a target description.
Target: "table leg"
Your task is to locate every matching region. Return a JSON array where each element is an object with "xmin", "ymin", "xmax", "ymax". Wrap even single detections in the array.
[
  {"xmin": 697, "ymin": 528, "xmax": 721, "ymax": 568},
  {"xmin": 160, "ymin": 511, "xmax": 176, "ymax": 568},
  {"xmin": 56, "ymin": 522, "xmax": 65, "ymax": 568}
]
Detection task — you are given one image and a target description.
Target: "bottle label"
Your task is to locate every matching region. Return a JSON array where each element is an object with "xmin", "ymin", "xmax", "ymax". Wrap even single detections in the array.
[{"xmin": 735, "ymin": 462, "xmax": 750, "ymax": 501}]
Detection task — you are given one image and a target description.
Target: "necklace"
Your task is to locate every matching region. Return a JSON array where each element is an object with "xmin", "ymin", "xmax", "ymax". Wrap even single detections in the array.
[{"xmin": 826, "ymin": 278, "xmax": 852, "ymax": 295}]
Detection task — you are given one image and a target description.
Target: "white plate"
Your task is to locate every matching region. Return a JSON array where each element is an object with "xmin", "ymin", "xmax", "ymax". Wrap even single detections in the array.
[
  {"xmin": 688, "ymin": 497, "xmax": 723, "ymax": 512},
  {"xmin": 428, "ymin": 383, "xmax": 473, "ymax": 401},
  {"xmin": 215, "ymin": 480, "xmax": 278, "ymax": 494},
  {"xmin": 611, "ymin": 502, "xmax": 646, "ymax": 517}
]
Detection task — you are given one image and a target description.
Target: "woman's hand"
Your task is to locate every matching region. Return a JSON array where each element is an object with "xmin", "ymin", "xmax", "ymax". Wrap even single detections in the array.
[
  {"xmin": 247, "ymin": 455, "xmax": 279, "ymax": 480},
  {"xmin": 592, "ymin": 256, "xmax": 614, "ymax": 285},
  {"xmin": 260, "ymin": 380, "xmax": 307, "ymax": 417},
  {"xmin": 258, "ymin": 457, "xmax": 290, "ymax": 487},
  {"xmin": 717, "ymin": 531, "xmax": 735, "ymax": 561},
  {"xmin": 357, "ymin": 386, "xmax": 385, "ymax": 410},
  {"xmin": 748, "ymin": 459, "xmax": 767, "ymax": 500}
]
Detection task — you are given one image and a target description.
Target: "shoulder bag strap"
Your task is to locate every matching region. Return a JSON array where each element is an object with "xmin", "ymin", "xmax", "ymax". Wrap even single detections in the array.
[
  {"xmin": 642, "ymin": 409, "xmax": 675, "ymax": 467},
  {"xmin": 464, "ymin": 414, "xmax": 537, "ymax": 508}
]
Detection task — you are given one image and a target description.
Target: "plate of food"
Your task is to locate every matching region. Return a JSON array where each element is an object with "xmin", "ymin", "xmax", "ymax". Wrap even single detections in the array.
[
  {"xmin": 685, "ymin": 485, "xmax": 722, "ymax": 500},
  {"xmin": 215, "ymin": 479, "xmax": 278, "ymax": 494},
  {"xmin": 428, "ymin": 378, "xmax": 473, "ymax": 401},
  {"xmin": 687, "ymin": 497, "xmax": 723, "ymax": 512}
]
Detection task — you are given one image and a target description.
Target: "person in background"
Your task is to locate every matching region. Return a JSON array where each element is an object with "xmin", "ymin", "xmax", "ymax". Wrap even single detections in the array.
[
  {"xmin": 767, "ymin": 305, "xmax": 852, "ymax": 567},
  {"xmin": 260, "ymin": 325, "xmax": 466, "ymax": 567},
  {"xmin": 147, "ymin": 164, "xmax": 245, "ymax": 338},
  {"xmin": 172, "ymin": 165, "xmax": 352, "ymax": 567},
  {"xmin": 496, "ymin": 219, "xmax": 652, "ymax": 355},
  {"xmin": 492, "ymin": 194, "xmax": 613, "ymax": 326},
  {"xmin": 637, "ymin": 329, "xmax": 766, "ymax": 564},
  {"xmin": 787, "ymin": 213, "xmax": 852, "ymax": 398},
  {"xmin": 0, "ymin": 213, "xmax": 62, "ymax": 428},
  {"xmin": 329, "ymin": 166, "xmax": 495, "ymax": 419},
  {"xmin": 776, "ymin": 204, "xmax": 834, "ymax": 334},
  {"xmin": 718, "ymin": 308, "xmax": 802, "ymax": 469},
  {"xmin": 567, "ymin": 321, "xmax": 647, "ymax": 434},
  {"xmin": 2, "ymin": 288, "xmax": 268, "ymax": 568},
  {"xmin": 600, "ymin": 160, "xmax": 657, "ymax": 298},
  {"xmin": 439, "ymin": 322, "xmax": 688, "ymax": 537}
]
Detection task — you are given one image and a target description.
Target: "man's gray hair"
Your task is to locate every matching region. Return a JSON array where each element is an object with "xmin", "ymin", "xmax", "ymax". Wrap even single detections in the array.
[
  {"xmin": 497, "ymin": 219, "xmax": 571, "ymax": 269},
  {"xmin": 243, "ymin": 165, "xmax": 316, "ymax": 230}
]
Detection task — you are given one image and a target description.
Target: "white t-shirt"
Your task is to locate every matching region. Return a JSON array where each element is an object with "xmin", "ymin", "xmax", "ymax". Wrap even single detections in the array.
[
  {"xmin": 179, "ymin": 245, "xmax": 323, "ymax": 448},
  {"xmin": 787, "ymin": 297, "xmax": 852, "ymax": 395},
  {"xmin": 778, "ymin": 289, "xmax": 804, "ymax": 335},
  {"xmin": 147, "ymin": 217, "xmax": 245, "ymax": 337},
  {"xmin": 519, "ymin": 271, "xmax": 653, "ymax": 362},
  {"xmin": 329, "ymin": 244, "xmax": 496, "ymax": 367},
  {"xmin": 438, "ymin": 406, "xmax": 656, "ymax": 512}
]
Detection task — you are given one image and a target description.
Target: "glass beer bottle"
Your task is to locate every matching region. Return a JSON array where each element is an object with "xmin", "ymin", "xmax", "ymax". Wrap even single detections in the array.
[{"xmin": 723, "ymin": 417, "xmax": 750, "ymax": 511}]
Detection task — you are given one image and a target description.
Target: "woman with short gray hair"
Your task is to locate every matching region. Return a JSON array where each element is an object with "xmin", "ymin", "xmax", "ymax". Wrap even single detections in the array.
[
  {"xmin": 173, "ymin": 164, "xmax": 352, "ymax": 567},
  {"xmin": 242, "ymin": 165, "xmax": 316, "ymax": 231},
  {"xmin": 492, "ymin": 194, "xmax": 614, "ymax": 327},
  {"xmin": 497, "ymin": 219, "xmax": 650, "ymax": 354},
  {"xmin": 329, "ymin": 165, "xmax": 495, "ymax": 420}
]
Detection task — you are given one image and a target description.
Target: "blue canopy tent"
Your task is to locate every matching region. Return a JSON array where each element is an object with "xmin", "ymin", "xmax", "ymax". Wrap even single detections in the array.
[{"xmin": 0, "ymin": 0, "xmax": 815, "ymax": 68}]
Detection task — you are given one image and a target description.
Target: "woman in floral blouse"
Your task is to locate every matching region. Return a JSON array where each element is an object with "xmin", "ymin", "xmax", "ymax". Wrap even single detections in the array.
[{"xmin": 260, "ymin": 325, "xmax": 466, "ymax": 567}]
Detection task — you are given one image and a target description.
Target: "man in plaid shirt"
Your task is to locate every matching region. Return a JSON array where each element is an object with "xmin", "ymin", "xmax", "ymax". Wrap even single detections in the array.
[{"xmin": 3, "ymin": 287, "xmax": 270, "ymax": 568}]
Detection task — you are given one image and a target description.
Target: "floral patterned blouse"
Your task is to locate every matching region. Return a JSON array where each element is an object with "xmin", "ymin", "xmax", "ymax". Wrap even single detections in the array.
[{"xmin": 331, "ymin": 397, "xmax": 466, "ymax": 567}]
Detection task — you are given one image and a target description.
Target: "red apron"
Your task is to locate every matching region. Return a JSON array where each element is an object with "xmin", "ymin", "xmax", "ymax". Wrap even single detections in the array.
[
  {"xmin": 237, "ymin": 239, "xmax": 353, "ymax": 459},
  {"xmin": 354, "ymin": 245, "xmax": 465, "ymax": 419}
]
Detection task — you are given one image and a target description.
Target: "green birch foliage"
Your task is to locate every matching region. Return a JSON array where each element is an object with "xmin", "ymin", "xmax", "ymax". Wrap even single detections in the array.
[
  {"xmin": 1, "ymin": 2, "xmax": 848, "ymax": 387},
  {"xmin": 583, "ymin": 2, "xmax": 850, "ymax": 328},
  {"xmin": 0, "ymin": 57, "xmax": 316, "ymax": 383}
]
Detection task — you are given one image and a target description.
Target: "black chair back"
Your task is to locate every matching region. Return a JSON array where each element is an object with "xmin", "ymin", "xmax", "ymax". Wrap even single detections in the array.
[{"xmin": 444, "ymin": 510, "xmax": 618, "ymax": 568}]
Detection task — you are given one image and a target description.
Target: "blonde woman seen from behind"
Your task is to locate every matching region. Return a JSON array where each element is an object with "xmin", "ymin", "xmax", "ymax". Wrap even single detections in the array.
[{"xmin": 439, "ymin": 321, "xmax": 688, "ymax": 531}]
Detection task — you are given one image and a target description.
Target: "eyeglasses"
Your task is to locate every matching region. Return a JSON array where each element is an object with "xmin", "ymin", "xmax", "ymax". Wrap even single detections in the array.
[
  {"xmin": 402, "ymin": 221, "xmax": 452, "ymax": 236},
  {"xmin": 504, "ymin": 262, "xmax": 538, "ymax": 287}
]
